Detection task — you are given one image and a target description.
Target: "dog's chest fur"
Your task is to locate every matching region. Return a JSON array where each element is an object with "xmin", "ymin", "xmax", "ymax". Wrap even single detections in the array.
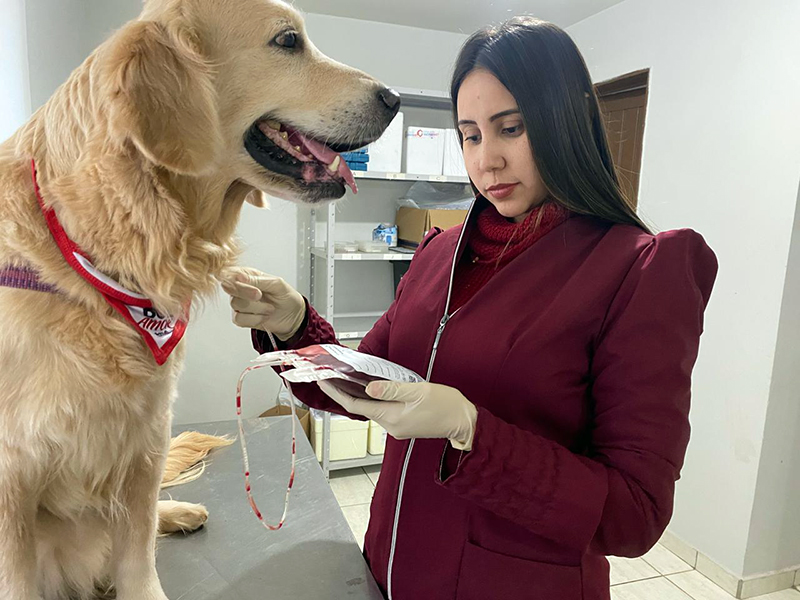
[{"xmin": 0, "ymin": 287, "xmax": 183, "ymax": 516}]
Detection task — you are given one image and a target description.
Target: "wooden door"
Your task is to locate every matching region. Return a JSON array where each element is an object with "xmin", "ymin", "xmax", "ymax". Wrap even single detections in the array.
[{"xmin": 595, "ymin": 69, "xmax": 649, "ymax": 208}]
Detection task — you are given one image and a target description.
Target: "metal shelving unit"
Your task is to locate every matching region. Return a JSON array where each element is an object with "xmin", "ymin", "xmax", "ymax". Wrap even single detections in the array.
[
  {"xmin": 311, "ymin": 248, "xmax": 415, "ymax": 262},
  {"xmin": 392, "ymin": 86, "xmax": 452, "ymax": 110},
  {"xmin": 353, "ymin": 170, "xmax": 469, "ymax": 184},
  {"xmin": 331, "ymin": 315, "xmax": 385, "ymax": 340},
  {"xmin": 309, "ymin": 89, "xmax": 468, "ymax": 477}
]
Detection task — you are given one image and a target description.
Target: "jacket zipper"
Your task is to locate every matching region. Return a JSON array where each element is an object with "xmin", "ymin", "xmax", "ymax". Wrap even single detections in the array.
[
  {"xmin": 386, "ymin": 199, "xmax": 475, "ymax": 600},
  {"xmin": 427, "ymin": 313, "xmax": 452, "ymax": 378}
]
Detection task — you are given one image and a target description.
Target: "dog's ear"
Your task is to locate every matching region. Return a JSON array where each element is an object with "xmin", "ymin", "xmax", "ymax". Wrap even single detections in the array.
[
  {"xmin": 103, "ymin": 20, "xmax": 222, "ymax": 175},
  {"xmin": 245, "ymin": 190, "xmax": 267, "ymax": 208}
]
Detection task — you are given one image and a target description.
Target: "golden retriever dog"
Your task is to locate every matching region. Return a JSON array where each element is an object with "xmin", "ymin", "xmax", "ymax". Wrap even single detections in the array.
[{"xmin": 0, "ymin": 0, "xmax": 399, "ymax": 597}]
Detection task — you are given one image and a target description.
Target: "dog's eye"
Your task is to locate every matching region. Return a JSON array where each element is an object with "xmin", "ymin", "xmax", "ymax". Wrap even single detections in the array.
[{"xmin": 273, "ymin": 31, "xmax": 298, "ymax": 49}]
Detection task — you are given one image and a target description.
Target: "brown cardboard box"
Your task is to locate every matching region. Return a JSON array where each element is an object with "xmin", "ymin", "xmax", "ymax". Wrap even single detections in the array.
[
  {"xmin": 396, "ymin": 207, "xmax": 468, "ymax": 248},
  {"xmin": 260, "ymin": 405, "xmax": 310, "ymax": 440}
]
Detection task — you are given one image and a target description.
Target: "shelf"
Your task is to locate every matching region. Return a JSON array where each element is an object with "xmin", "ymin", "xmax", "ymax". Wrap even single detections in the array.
[
  {"xmin": 352, "ymin": 171, "xmax": 469, "ymax": 184},
  {"xmin": 336, "ymin": 330, "xmax": 372, "ymax": 340},
  {"xmin": 327, "ymin": 453, "xmax": 384, "ymax": 471},
  {"xmin": 332, "ymin": 315, "xmax": 380, "ymax": 340},
  {"xmin": 311, "ymin": 247, "xmax": 414, "ymax": 261},
  {"xmin": 333, "ymin": 311, "xmax": 384, "ymax": 319},
  {"xmin": 394, "ymin": 86, "xmax": 452, "ymax": 110}
]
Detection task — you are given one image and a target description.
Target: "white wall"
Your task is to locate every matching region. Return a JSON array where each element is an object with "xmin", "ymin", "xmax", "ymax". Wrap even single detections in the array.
[
  {"xmin": 302, "ymin": 12, "xmax": 467, "ymax": 93},
  {"xmin": 0, "ymin": 0, "xmax": 31, "ymax": 141},
  {"xmin": 83, "ymin": 0, "xmax": 141, "ymax": 50},
  {"xmin": 568, "ymin": 0, "xmax": 800, "ymax": 578},
  {"xmin": 24, "ymin": 0, "xmax": 94, "ymax": 110},
  {"xmin": 174, "ymin": 199, "xmax": 300, "ymax": 425},
  {"xmin": 746, "ymin": 182, "xmax": 800, "ymax": 575}
]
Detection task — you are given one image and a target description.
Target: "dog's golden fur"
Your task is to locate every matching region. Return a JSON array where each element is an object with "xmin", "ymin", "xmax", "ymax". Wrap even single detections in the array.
[{"xmin": 0, "ymin": 0, "xmax": 393, "ymax": 598}]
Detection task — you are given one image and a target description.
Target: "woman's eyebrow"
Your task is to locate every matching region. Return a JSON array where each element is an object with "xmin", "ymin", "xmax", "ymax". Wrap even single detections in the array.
[{"xmin": 457, "ymin": 108, "xmax": 521, "ymax": 126}]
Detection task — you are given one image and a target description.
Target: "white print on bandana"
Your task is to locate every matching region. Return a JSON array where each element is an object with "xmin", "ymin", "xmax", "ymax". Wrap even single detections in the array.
[
  {"xmin": 124, "ymin": 305, "xmax": 178, "ymax": 348},
  {"xmin": 74, "ymin": 252, "xmax": 149, "ymax": 300},
  {"xmin": 74, "ymin": 251, "xmax": 180, "ymax": 349}
]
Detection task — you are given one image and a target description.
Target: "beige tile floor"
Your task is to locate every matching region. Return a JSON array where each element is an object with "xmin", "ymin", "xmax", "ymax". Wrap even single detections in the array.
[{"xmin": 331, "ymin": 466, "xmax": 800, "ymax": 600}]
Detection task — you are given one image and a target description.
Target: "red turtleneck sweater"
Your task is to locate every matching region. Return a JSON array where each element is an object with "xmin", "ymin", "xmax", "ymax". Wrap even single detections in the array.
[{"xmin": 450, "ymin": 201, "xmax": 571, "ymax": 311}]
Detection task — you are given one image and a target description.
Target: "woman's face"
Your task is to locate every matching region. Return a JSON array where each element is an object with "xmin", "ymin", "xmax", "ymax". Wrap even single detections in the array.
[{"xmin": 457, "ymin": 69, "xmax": 549, "ymax": 222}]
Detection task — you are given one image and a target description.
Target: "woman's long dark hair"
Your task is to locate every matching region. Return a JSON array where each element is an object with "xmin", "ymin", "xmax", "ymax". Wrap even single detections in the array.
[{"xmin": 451, "ymin": 17, "xmax": 651, "ymax": 233}]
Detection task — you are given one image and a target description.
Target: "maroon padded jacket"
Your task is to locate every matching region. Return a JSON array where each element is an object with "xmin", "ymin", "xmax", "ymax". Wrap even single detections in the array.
[{"xmin": 253, "ymin": 199, "xmax": 718, "ymax": 599}]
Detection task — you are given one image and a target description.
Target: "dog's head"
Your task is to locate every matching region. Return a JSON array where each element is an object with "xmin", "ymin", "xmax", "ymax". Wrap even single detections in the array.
[{"xmin": 100, "ymin": 0, "xmax": 399, "ymax": 204}]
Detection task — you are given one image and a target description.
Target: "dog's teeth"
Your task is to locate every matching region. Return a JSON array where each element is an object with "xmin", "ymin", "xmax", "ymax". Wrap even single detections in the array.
[
  {"xmin": 294, "ymin": 145, "xmax": 301, "ymax": 151},
  {"xmin": 327, "ymin": 155, "xmax": 341, "ymax": 173},
  {"xmin": 265, "ymin": 120, "xmax": 281, "ymax": 130},
  {"xmin": 281, "ymin": 132, "xmax": 289, "ymax": 140}
]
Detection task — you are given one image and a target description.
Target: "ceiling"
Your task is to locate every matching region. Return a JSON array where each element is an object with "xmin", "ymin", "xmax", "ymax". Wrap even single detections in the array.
[{"xmin": 290, "ymin": 0, "xmax": 626, "ymax": 34}]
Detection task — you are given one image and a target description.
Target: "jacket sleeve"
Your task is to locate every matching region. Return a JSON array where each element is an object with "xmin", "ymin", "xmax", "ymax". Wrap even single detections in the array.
[
  {"xmin": 439, "ymin": 229, "xmax": 718, "ymax": 558},
  {"xmin": 251, "ymin": 228, "xmax": 443, "ymax": 418}
]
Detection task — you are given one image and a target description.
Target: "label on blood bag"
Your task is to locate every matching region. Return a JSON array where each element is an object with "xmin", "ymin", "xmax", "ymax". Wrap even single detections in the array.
[{"xmin": 322, "ymin": 344, "xmax": 423, "ymax": 383}]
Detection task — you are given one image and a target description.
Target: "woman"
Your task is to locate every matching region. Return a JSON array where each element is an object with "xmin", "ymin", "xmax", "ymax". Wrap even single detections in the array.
[{"xmin": 223, "ymin": 17, "xmax": 717, "ymax": 600}]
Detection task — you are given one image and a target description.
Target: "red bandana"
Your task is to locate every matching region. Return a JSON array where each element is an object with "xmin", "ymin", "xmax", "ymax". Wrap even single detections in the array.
[{"xmin": 31, "ymin": 160, "xmax": 188, "ymax": 365}]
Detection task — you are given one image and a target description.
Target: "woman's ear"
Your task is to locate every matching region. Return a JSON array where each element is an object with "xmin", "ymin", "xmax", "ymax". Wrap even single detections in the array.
[{"xmin": 102, "ymin": 20, "xmax": 223, "ymax": 175}]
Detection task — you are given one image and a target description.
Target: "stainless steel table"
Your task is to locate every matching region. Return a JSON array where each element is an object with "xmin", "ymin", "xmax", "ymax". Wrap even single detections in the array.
[{"xmin": 156, "ymin": 417, "xmax": 384, "ymax": 599}]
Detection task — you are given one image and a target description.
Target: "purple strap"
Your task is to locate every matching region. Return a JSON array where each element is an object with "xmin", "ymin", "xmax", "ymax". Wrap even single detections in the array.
[{"xmin": 0, "ymin": 265, "xmax": 57, "ymax": 293}]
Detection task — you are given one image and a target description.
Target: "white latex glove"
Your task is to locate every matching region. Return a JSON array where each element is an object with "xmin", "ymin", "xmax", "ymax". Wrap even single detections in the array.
[
  {"xmin": 220, "ymin": 267, "xmax": 306, "ymax": 341},
  {"xmin": 317, "ymin": 380, "xmax": 479, "ymax": 451}
]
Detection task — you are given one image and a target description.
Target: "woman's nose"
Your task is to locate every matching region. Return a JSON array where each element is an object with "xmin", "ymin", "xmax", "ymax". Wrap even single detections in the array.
[{"xmin": 478, "ymin": 140, "xmax": 505, "ymax": 172}]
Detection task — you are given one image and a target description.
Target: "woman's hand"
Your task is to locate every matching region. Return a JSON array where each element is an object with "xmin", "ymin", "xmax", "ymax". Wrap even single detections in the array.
[
  {"xmin": 318, "ymin": 380, "xmax": 479, "ymax": 451},
  {"xmin": 220, "ymin": 267, "xmax": 306, "ymax": 341}
]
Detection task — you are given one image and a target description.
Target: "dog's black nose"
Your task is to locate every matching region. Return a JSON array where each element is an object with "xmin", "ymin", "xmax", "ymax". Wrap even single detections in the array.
[{"xmin": 378, "ymin": 88, "xmax": 401, "ymax": 113}]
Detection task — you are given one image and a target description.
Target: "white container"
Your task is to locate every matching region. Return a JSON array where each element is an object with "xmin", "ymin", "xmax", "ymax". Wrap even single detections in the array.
[
  {"xmin": 311, "ymin": 410, "xmax": 369, "ymax": 462},
  {"xmin": 406, "ymin": 126, "xmax": 444, "ymax": 176},
  {"xmin": 368, "ymin": 420, "xmax": 387, "ymax": 455},
  {"xmin": 334, "ymin": 241, "xmax": 358, "ymax": 253},
  {"xmin": 442, "ymin": 128, "xmax": 468, "ymax": 177},
  {"xmin": 357, "ymin": 240, "xmax": 389, "ymax": 253},
  {"xmin": 368, "ymin": 112, "xmax": 404, "ymax": 173}
]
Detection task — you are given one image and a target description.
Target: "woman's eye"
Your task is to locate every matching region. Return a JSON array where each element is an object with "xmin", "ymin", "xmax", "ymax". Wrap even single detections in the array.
[
  {"xmin": 464, "ymin": 134, "xmax": 480, "ymax": 144},
  {"xmin": 503, "ymin": 125, "xmax": 522, "ymax": 135}
]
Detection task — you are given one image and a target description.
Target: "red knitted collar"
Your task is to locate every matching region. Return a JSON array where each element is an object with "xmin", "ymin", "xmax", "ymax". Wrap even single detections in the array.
[{"xmin": 467, "ymin": 201, "xmax": 570, "ymax": 269}]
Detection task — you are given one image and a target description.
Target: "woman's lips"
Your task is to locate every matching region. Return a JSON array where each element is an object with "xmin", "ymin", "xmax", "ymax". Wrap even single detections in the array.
[{"xmin": 486, "ymin": 183, "xmax": 519, "ymax": 199}]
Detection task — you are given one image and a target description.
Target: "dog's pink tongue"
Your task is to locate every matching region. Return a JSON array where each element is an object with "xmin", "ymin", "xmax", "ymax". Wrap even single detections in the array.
[{"xmin": 295, "ymin": 132, "xmax": 357, "ymax": 194}]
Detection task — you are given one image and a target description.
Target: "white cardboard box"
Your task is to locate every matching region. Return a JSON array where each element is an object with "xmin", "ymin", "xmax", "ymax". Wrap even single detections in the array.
[
  {"xmin": 405, "ymin": 126, "xmax": 444, "ymax": 176},
  {"xmin": 310, "ymin": 410, "xmax": 368, "ymax": 462},
  {"xmin": 367, "ymin": 112, "xmax": 404, "ymax": 173},
  {"xmin": 368, "ymin": 420, "xmax": 387, "ymax": 455},
  {"xmin": 442, "ymin": 128, "xmax": 468, "ymax": 177}
]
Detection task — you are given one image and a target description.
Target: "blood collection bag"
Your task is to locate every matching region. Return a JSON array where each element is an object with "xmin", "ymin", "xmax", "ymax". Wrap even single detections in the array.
[{"xmin": 251, "ymin": 344, "xmax": 423, "ymax": 398}]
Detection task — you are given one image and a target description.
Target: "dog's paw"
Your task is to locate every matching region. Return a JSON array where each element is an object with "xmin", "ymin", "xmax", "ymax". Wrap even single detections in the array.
[{"xmin": 157, "ymin": 500, "xmax": 209, "ymax": 534}]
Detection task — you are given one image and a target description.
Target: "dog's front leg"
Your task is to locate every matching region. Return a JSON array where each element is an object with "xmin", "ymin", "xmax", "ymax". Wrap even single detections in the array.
[
  {"xmin": 110, "ymin": 457, "xmax": 169, "ymax": 600},
  {"xmin": 0, "ymin": 450, "xmax": 40, "ymax": 600}
]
